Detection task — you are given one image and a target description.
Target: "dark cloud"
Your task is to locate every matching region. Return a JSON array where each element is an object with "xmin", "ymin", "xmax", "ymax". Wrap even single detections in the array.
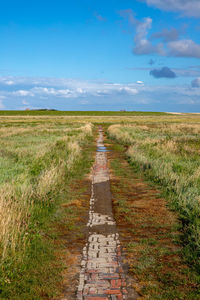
[
  {"xmin": 150, "ymin": 67, "xmax": 177, "ymax": 79},
  {"xmin": 150, "ymin": 28, "xmax": 179, "ymax": 42}
]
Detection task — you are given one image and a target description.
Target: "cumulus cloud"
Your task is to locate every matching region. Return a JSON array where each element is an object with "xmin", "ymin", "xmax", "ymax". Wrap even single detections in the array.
[
  {"xmin": 119, "ymin": 86, "xmax": 138, "ymax": 94},
  {"xmin": 191, "ymin": 78, "xmax": 200, "ymax": 87},
  {"xmin": 13, "ymin": 90, "xmax": 34, "ymax": 97},
  {"xmin": 143, "ymin": 0, "xmax": 200, "ymax": 17},
  {"xmin": 168, "ymin": 39, "xmax": 200, "ymax": 58},
  {"xmin": 133, "ymin": 17, "xmax": 164, "ymax": 55},
  {"xmin": 32, "ymin": 87, "xmax": 73, "ymax": 97},
  {"xmin": 150, "ymin": 28, "xmax": 180, "ymax": 42},
  {"xmin": 119, "ymin": 10, "xmax": 164, "ymax": 55},
  {"xmin": 1, "ymin": 76, "xmax": 200, "ymax": 111},
  {"xmin": 5, "ymin": 80, "xmax": 15, "ymax": 85},
  {"xmin": 120, "ymin": 9, "xmax": 200, "ymax": 58},
  {"xmin": 1, "ymin": 76, "xmax": 140, "ymax": 102},
  {"xmin": 150, "ymin": 67, "xmax": 177, "ymax": 78}
]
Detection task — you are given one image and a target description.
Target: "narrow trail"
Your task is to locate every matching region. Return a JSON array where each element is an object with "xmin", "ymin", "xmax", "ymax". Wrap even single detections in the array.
[{"xmin": 77, "ymin": 127, "xmax": 131, "ymax": 300}]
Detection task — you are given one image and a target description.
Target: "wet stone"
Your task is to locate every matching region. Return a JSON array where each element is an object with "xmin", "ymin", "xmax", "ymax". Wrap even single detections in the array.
[{"xmin": 76, "ymin": 127, "xmax": 128, "ymax": 300}]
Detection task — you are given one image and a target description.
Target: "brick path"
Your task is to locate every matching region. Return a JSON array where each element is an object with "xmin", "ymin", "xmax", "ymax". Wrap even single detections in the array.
[{"xmin": 77, "ymin": 128, "xmax": 128, "ymax": 300}]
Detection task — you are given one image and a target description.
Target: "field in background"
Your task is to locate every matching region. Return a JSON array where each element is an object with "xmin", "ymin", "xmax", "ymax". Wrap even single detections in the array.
[
  {"xmin": 1, "ymin": 112, "xmax": 200, "ymax": 126},
  {"xmin": 0, "ymin": 110, "xmax": 167, "ymax": 116}
]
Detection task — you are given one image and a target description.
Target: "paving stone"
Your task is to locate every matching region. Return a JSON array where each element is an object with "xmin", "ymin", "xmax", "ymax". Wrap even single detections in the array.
[{"xmin": 77, "ymin": 128, "xmax": 128, "ymax": 299}]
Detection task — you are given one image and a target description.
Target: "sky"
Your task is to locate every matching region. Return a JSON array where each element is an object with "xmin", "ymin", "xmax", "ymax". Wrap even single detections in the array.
[{"xmin": 0, "ymin": 0, "xmax": 200, "ymax": 112}]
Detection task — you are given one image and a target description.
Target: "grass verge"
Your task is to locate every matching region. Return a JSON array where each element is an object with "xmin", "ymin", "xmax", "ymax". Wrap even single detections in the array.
[
  {"xmin": 108, "ymin": 123, "xmax": 200, "ymax": 274},
  {"xmin": 0, "ymin": 122, "xmax": 95, "ymax": 299},
  {"xmin": 106, "ymin": 130, "xmax": 200, "ymax": 299}
]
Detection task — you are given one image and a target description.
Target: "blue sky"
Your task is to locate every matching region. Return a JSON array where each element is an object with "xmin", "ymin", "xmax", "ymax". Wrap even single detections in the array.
[{"xmin": 0, "ymin": 0, "xmax": 200, "ymax": 112}]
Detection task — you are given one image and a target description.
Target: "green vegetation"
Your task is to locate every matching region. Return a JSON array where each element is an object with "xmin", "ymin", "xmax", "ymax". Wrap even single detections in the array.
[
  {"xmin": 0, "ymin": 110, "xmax": 167, "ymax": 116},
  {"xmin": 2, "ymin": 113, "xmax": 200, "ymax": 299},
  {"xmin": 0, "ymin": 118, "xmax": 94, "ymax": 299},
  {"xmin": 107, "ymin": 132, "xmax": 200, "ymax": 299},
  {"xmin": 108, "ymin": 123, "xmax": 200, "ymax": 274}
]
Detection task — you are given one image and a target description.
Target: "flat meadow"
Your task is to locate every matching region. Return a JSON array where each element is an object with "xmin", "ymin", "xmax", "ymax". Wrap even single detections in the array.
[
  {"xmin": 108, "ymin": 120, "xmax": 200, "ymax": 272},
  {"xmin": 1, "ymin": 111, "xmax": 200, "ymax": 299},
  {"xmin": 0, "ymin": 115, "xmax": 94, "ymax": 298}
]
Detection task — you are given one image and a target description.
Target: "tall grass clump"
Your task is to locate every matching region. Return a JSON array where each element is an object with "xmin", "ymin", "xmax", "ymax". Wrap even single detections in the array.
[
  {"xmin": 108, "ymin": 123, "xmax": 200, "ymax": 272},
  {"xmin": 0, "ymin": 120, "xmax": 93, "ymax": 298}
]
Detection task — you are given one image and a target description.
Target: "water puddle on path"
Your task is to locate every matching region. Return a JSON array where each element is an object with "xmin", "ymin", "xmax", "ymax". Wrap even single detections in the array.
[
  {"xmin": 76, "ymin": 127, "xmax": 132, "ymax": 300},
  {"xmin": 96, "ymin": 146, "xmax": 111, "ymax": 153}
]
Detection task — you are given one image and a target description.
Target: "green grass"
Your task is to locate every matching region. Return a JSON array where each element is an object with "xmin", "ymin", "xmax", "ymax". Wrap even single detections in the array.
[
  {"xmin": 0, "ymin": 119, "xmax": 94, "ymax": 299},
  {"xmin": 107, "ymin": 133, "xmax": 200, "ymax": 299},
  {"xmin": 108, "ymin": 123, "xmax": 200, "ymax": 274},
  {"xmin": 0, "ymin": 110, "xmax": 167, "ymax": 116}
]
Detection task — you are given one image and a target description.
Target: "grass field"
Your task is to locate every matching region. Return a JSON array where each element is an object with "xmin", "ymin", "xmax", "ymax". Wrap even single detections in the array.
[
  {"xmin": 108, "ymin": 122, "xmax": 200, "ymax": 273},
  {"xmin": 0, "ymin": 110, "xmax": 167, "ymax": 116},
  {"xmin": 0, "ymin": 116, "xmax": 94, "ymax": 299},
  {"xmin": 107, "ymin": 140, "xmax": 200, "ymax": 299},
  {"xmin": 1, "ymin": 112, "xmax": 200, "ymax": 299}
]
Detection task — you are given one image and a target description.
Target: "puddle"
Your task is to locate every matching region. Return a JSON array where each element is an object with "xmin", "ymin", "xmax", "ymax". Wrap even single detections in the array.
[{"xmin": 97, "ymin": 146, "xmax": 111, "ymax": 152}]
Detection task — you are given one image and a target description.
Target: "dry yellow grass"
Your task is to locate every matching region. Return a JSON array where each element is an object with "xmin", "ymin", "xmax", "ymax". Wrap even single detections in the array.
[{"xmin": 0, "ymin": 122, "xmax": 93, "ymax": 261}]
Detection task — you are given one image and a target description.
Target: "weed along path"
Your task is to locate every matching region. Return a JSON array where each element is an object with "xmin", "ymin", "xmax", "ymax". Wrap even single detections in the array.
[{"xmin": 76, "ymin": 127, "xmax": 136, "ymax": 300}]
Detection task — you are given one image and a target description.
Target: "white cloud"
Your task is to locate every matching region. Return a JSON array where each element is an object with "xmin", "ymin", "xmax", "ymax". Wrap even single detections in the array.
[
  {"xmin": 120, "ymin": 9, "xmax": 200, "ymax": 58},
  {"xmin": 119, "ymin": 87, "xmax": 138, "ymax": 94},
  {"xmin": 143, "ymin": 0, "xmax": 200, "ymax": 17},
  {"xmin": 31, "ymin": 87, "xmax": 73, "ymax": 97},
  {"xmin": 1, "ymin": 75, "xmax": 200, "ymax": 111},
  {"xmin": 133, "ymin": 17, "xmax": 164, "ymax": 55},
  {"xmin": 2, "ymin": 77, "xmax": 139, "ymax": 101},
  {"xmin": 13, "ymin": 90, "xmax": 34, "ymax": 97},
  {"xmin": 5, "ymin": 80, "xmax": 15, "ymax": 85},
  {"xmin": 0, "ymin": 78, "xmax": 16, "ymax": 85},
  {"xmin": 168, "ymin": 40, "xmax": 200, "ymax": 58}
]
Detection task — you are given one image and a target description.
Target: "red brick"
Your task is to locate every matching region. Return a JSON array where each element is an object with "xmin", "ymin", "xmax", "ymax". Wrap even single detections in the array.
[
  {"xmin": 111, "ymin": 279, "xmax": 122, "ymax": 288},
  {"xmin": 117, "ymin": 295, "xmax": 124, "ymax": 300},
  {"xmin": 104, "ymin": 289, "xmax": 122, "ymax": 295},
  {"xmin": 84, "ymin": 297, "xmax": 108, "ymax": 300}
]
